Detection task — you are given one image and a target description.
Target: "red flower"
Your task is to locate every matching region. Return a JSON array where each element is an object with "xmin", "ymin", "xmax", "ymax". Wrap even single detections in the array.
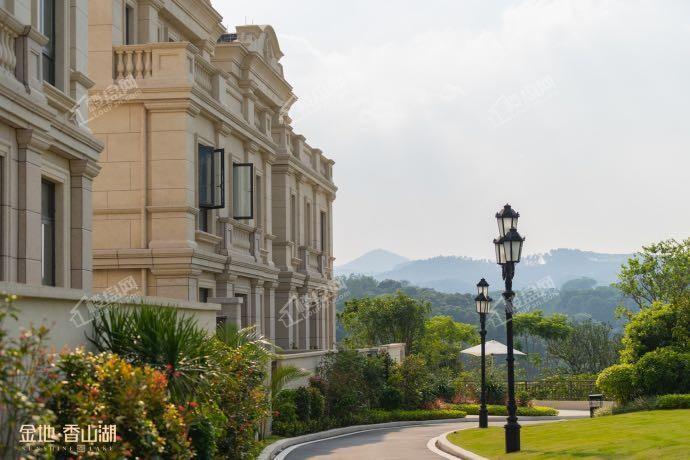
[
  {"xmin": 189, "ymin": 401, "xmax": 198, "ymax": 408},
  {"xmin": 178, "ymin": 405, "xmax": 185, "ymax": 412}
]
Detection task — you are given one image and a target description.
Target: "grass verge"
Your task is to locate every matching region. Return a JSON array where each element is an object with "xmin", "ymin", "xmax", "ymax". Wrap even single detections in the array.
[{"xmin": 447, "ymin": 409, "xmax": 690, "ymax": 459}]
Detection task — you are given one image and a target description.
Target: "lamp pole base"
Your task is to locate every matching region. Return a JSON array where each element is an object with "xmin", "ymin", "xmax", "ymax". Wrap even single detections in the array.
[
  {"xmin": 479, "ymin": 407, "xmax": 489, "ymax": 428},
  {"xmin": 505, "ymin": 420, "xmax": 521, "ymax": 453}
]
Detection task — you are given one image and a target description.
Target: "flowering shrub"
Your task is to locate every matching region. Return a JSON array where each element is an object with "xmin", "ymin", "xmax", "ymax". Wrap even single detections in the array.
[
  {"xmin": 51, "ymin": 350, "xmax": 192, "ymax": 458},
  {"xmin": 0, "ymin": 295, "xmax": 59, "ymax": 459}
]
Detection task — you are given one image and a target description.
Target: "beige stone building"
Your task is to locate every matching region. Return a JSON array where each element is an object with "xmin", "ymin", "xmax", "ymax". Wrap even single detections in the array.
[{"xmin": 87, "ymin": 0, "xmax": 338, "ymax": 358}]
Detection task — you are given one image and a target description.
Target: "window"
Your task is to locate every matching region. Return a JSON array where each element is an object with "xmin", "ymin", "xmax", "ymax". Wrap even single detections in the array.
[
  {"xmin": 198, "ymin": 209, "xmax": 209, "ymax": 232},
  {"xmin": 320, "ymin": 211, "xmax": 327, "ymax": 252},
  {"xmin": 41, "ymin": 180, "xmax": 56, "ymax": 286},
  {"xmin": 198, "ymin": 144, "xmax": 224, "ymax": 210},
  {"xmin": 40, "ymin": 0, "xmax": 56, "ymax": 85},
  {"xmin": 233, "ymin": 163, "xmax": 253, "ymax": 219},
  {"xmin": 199, "ymin": 287, "xmax": 211, "ymax": 303},
  {"xmin": 125, "ymin": 5, "xmax": 135, "ymax": 45}
]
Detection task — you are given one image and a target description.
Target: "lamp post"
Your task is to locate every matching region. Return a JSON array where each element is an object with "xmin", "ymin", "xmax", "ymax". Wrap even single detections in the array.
[
  {"xmin": 493, "ymin": 204, "xmax": 525, "ymax": 453},
  {"xmin": 474, "ymin": 279, "xmax": 492, "ymax": 429}
]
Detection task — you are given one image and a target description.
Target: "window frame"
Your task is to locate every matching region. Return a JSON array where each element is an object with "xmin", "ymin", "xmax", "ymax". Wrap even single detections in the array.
[
  {"xmin": 41, "ymin": 179, "xmax": 56, "ymax": 286},
  {"xmin": 198, "ymin": 145, "xmax": 225, "ymax": 210},
  {"xmin": 40, "ymin": 0, "xmax": 56, "ymax": 85},
  {"xmin": 232, "ymin": 163, "xmax": 254, "ymax": 220}
]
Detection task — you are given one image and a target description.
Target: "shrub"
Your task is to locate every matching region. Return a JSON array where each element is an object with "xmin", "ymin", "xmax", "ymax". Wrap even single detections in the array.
[
  {"xmin": 656, "ymin": 394, "xmax": 690, "ymax": 409},
  {"xmin": 355, "ymin": 409, "xmax": 466, "ymax": 424},
  {"xmin": 308, "ymin": 387, "xmax": 325, "ymax": 420},
  {"xmin": 634, "ymin": 347, "xmax": 690, "ymax": 396},
  {"xmin": 294, "ymin": 387, "xmax": 312, "ymax": 422},
  {"xmin": 51, "ymin": 349, "xmax": 192, "ymax": 458},
  {"xmin": 516, "ymin": 389, "xmax": 533, "ymax": 407},
  {"xmin": 429, "ymin": 367, "xmax": 457, "ymax": 401},
  {"xmin": 317, "ymin": 350, "xmax": 371, "ymax": 417},
  {"xmin": 596, "ymin": 363, "xmax": 638, "ymax": 403},
  {"xmin": 379, "ymin": 385, "xmax": 403, "ymax": 410},
  {"xmin": 485, "ymin": 380, "xmax": 506, "ymax": 405},
  {"xmin": 452, "ymin": 404, "xmax": 557, "ymax": 417},
  {"xmin": 0, "ymin": 296, "xmax": 59, "ymax": 459},
  {"xmin": 390, "ymin": 354, "xmax": 433, "ymax": 409}
]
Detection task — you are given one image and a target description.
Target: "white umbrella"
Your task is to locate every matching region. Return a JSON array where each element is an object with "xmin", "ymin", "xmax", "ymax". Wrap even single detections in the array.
[{"xmin": 461, "ymin": 340, "xmax": 526, "ymax": 357}]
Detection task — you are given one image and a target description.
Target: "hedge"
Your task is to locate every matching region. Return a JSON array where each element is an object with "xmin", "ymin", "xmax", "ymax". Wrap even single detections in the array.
[
  {"xmin": 452, "ymin": 404, "xmax": 558, "ymax": 417},
  {"xmin": 595, "ymin": 394, "xmax": 690, "ymax": 416},
  {"xmin": 654, "ymin": 394, "xmax": 690, "ymax": 410}
]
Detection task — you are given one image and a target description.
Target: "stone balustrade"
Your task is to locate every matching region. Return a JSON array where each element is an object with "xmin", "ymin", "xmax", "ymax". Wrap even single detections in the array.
[{"xmin": 0, "ymin": 18, "xmax": 18, "ymax": 75}]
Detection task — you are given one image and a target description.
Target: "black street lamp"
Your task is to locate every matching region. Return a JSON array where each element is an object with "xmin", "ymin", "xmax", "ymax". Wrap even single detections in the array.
[
  {"xmin": 474, "ymin": 279, "xmax": 492, "ymax": 429},
  {"xmin": 493, "ymin": 204, "xmax": 525, "ymax": 453}
]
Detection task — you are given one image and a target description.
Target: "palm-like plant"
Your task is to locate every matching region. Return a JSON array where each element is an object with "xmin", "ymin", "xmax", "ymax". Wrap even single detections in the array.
[
  {"xmin": 89, "ymin": 304, "xmax": 215, "ymax": 401},
  {"xmin": 271, "ymin": 365, "xmax": 309, "ymax": 399}
]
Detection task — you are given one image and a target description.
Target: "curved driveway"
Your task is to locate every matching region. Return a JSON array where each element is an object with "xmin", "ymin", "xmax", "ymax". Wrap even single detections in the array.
[{"xmin": 280, "ymin": 420, "xmax": 469, "ymax": 460}]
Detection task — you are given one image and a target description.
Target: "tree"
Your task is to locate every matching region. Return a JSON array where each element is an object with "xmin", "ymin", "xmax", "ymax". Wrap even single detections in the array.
[
  {"xmin": 338, "ymin": 291, "xmax": 430, "ymax": 353},
  {"xmin": 547, "ymin": 319, "xmax": 621, "ymax": 374},
  {"xmin": 416, "ymin": 316, "xmax": 478, "ymax": 370},
  {"xmin": 615, "ymin": 238, "xmax": 690, "ymax": 310},
  {"xmin": 513, "ymin": 310, "xmax": 572, "ymax": 353}
]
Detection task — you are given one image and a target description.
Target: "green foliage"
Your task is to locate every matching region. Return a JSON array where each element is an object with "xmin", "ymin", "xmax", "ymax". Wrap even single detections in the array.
[
  {"xmin": 524, "ymin": 374, "xmax": 598, "ymax": 400},
  {"xmin": 620, "ymin": 299, "xmax": 689, "ymax": 363},
  {"xmin": 0, "ymin": 296, "xmax": 59, "ymax": 458},
  {"xmin": 390, "ymin": 354, "xmax": 434, "ymax": 408},
  {"xmin": 546, "ymin": 319, "xmax": 621, "ymax": 373},
  {"xmin": 339, "ymin": 291, "xmax": 430, "ymax": 351},
  {"xmin": 89, "ymin": 304, "xmax": 215, "ymax": 400},
  {"xmin": 352, "ymin": 409, "xmax": 466, "ymax": 424},
  {"xmin": 596, "ymin": 363, "xmax": 638, "ymax": 403},
  {"xmin": 452, "ymin": 404, "xmax": 558, "ymax": 416},
  {"xmin": 379, "ymin": 385, "xmax": 403, "ymax": 410},
  {"xmin": 655, "ymin": 394, "xmax": 690, "ymax": 409},
  {"xmin": 514, "ymin": 311, "xmax": 573, "ymax": 342},
  {"xmin": 635, "ymin": 347, "xmax": 690, "ymax": 396},
  {"xmin": 615, "ymin": 238, "xmax": 690, "ymax": 310},
  {"xmin": 316, "ymin": 350, "xmax": 370, "ymax": 417},
  {"xmin": 271, "ymin": 365, "xmax": 309, "ymax": 401},
  {"xmin": 308, "ymin": 387, "xmax": 325, "ymax": 420},
  {"xmin": 51, "ymin": 349, "xmax": 192, "ymax": 458},
  {"xmin": 294, "ymin": 387, "xmax": 312, "ymax": 422},
  {"xmin": 416, "ymin": 315, "xmax": 478, "ymax": 369}
]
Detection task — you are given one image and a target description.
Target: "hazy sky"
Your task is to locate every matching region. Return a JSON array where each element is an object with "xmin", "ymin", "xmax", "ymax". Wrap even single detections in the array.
[{"xmin": 214, "ymin": 0, "xmax": 690, "ymax": 264}]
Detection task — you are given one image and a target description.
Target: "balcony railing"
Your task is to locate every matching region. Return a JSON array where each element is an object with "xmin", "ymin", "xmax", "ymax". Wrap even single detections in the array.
[
  {"xmin": 113, "ymin": 42, "xmax": 218, "ymax": 98},
  {"xmin": 0, "ymin": 17, "xmax": 18, "ymax": 75}
]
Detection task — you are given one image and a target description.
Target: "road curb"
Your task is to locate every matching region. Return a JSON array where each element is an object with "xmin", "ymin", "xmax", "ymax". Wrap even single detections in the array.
[
  {"xmin": 257, "ymin": 417, "xmax": 468, "ymax": 460},
  {"xmin": 435, "ymin": 430, "xmax": 488, "ymax": 460}
]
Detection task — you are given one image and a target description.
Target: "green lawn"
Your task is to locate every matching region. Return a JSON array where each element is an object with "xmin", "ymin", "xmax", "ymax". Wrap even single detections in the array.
[{"xmin": 447, "ymin": 410, "xmax": 690, "ymax": 459}]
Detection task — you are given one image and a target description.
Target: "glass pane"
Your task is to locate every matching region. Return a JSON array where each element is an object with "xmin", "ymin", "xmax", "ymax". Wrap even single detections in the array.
[
  {"xmin": 41, "ymin": 0, "xmax": 56, "ymax": 85},
  {"xmin": 198, "ymin": 146, "xmax": 212, "ymax": 207},
  {"xmin": 41, "ymin": 180, "xmax": 55, "ymax": 286},
  {"xmin": 233, "ymin": 163, "xmax": 253, "ymax": 219}
]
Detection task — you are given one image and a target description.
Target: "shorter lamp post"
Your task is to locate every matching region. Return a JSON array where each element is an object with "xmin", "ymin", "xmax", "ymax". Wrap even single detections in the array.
[{"xmin": 474, "ymin": 279, "xmax": 492, "ymax": 428}]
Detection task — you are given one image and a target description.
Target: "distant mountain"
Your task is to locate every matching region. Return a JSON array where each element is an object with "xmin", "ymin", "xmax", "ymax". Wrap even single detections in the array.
[
  {"xmin": 343, "ymin": 248, "xmax": 632, "ymax": 293},
  {"xmin": 336, "ymin": 249, "xmax": 409, "ymax": 275}
]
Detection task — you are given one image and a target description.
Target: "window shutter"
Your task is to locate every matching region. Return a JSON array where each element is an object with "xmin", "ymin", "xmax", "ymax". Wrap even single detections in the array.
[{"xmin": 233, "ymin": 163, "xmax": 253, "ymax": 219}]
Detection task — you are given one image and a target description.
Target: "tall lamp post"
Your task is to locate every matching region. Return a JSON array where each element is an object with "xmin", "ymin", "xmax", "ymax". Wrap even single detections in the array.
[
  {"xmin": 474, "ymin": 279, "xmax": 492, "ymax": 429},
  {"xmin": 493, "ymin": 204, "xmax": 525, "ymax": 453}
]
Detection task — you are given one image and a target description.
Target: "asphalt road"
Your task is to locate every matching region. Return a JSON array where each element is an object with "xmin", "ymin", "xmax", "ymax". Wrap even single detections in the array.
[{"xmin": 280, "ymin": 421, "xmax": 470, "ymax": 460}]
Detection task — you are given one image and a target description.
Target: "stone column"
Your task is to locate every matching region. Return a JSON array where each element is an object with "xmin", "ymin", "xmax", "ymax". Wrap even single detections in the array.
[
  {"xmin": 320, "ymin": 291, "xmax": 328, "ymax": 349},
  {"xmin": 69, "ymin": 160, "xmax": 100, "ymax": 291},
  {"xmin": 251, "ymin": 279, "xmax": 264, "ymax": 334},
  {"xmin": 274, "ymin": 286, "xmax": 294, "ymax": 349},
  {"xmin": 138, "ymin": 0, "xmax": 164, "ymax": 43},
  {"xmin": 263, "ymin": 281, "xmax": 277, "ymax": 345},
  {"xmin": 16, "ymin": 129, "xmax": 48, "ymax": 285}
]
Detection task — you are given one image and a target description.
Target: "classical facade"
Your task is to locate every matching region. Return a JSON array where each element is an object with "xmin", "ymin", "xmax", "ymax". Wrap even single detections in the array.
[
  {"xmin": 87, "ymin": 1, "xmax": 338, "ymax": 354},
  {"xmin": 0, "ymin": 0, "xmax": 107, "ymax": 346}
]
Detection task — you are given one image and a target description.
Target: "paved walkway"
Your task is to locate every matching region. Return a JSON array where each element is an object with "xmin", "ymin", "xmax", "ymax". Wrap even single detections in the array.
[{"xmin": 279, "ymin": 410, "xmax": 589, "ymax": 460}]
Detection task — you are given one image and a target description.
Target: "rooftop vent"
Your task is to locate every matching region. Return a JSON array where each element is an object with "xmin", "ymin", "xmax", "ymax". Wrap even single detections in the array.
[{"xmin": 217, "ymin": 33, "xmax": 238, "ymax": 43}]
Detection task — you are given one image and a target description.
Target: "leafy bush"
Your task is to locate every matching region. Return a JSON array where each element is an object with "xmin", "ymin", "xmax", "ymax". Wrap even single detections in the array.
[
  {"xmin": 655, "ymin": 394, "xmax": 690, "ymax": 409},
  {"xmin": 596, "ymin": 364, "xmax": 638, "ymax": 403},
  {"xmin": 294, "ymin": 387, "xmax": 312, "ymax": 422},
  {"xmin": 516, "ymin": 389, "xmax": 533, "ymax": 407},
  {"xmin": 634, "ymin": 347, "xmax": 690, "ymax": 396},
  {"xmin": 308, "ymin": 387, "xmax": 325, "ymax": 420},
  {"xmin": 485, "ymin": 379, "xmax": 506, "ymax": 405},
  {"xmin": 51, "ymin": 349, "xmax": 192, "ymax": 458},
  {"xmin": 352, "ymin": 409, "xmax": 466, "ymax": 424},
  {"xmin": 524, "ymin": 373, "xmax": 598, "ymax": 400},
  {"xmin": 317, "ymin": 350, "xmax": 369, "ymax": 417},
  {"xmin": 379, "ymin": 385, "xmax": 403, "ymax": 410},
  {"xmin": 390, "ymin": 354, "xmax": 434, "ymax": 408},
  {"xmin": 0, "ymin": 296, "xmax": 59, "ymax": 458},
  {"xmin": 452, "ymin": 404, "xmax": 557, "ymax": 416},
  {"xmin": 428, "ymin": 367, "xmax": 457, "ymax": 401}
]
